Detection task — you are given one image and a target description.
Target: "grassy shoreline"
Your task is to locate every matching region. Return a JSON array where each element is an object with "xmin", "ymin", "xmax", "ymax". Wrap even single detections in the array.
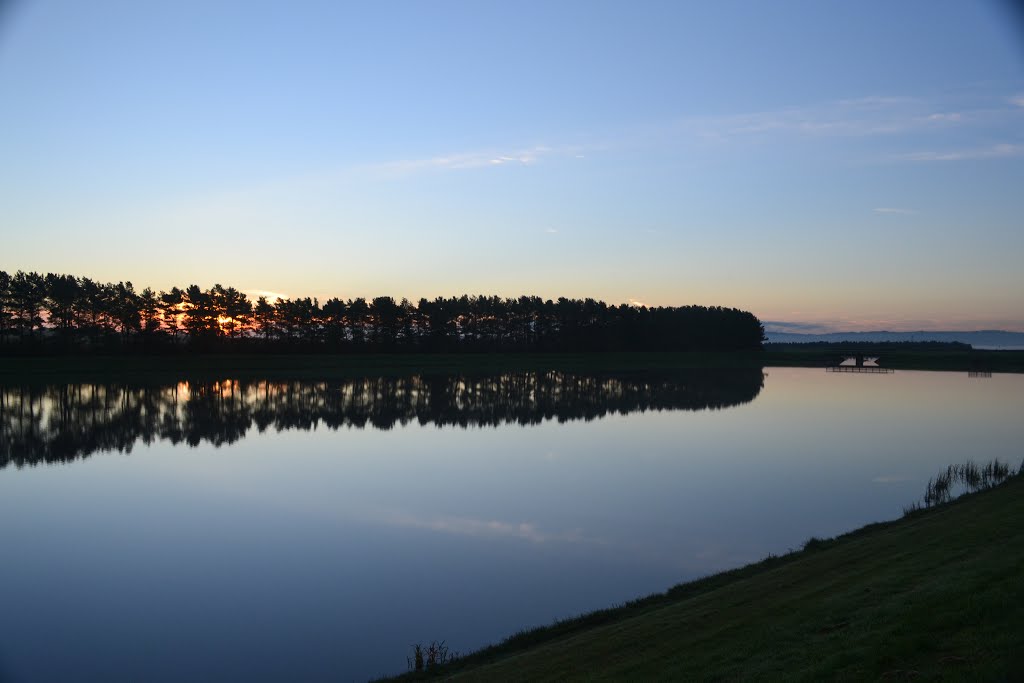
[
  {"xmin": 0, "ymin": 348, "xmax": 1021, "ymax": 382},
  {"xmin": 384, "ymin": 477, "xmax": 1024, "ymax": 681}
]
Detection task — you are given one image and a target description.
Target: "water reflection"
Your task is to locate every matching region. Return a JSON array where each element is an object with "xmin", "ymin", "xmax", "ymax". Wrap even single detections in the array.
[
  {"xmin": 2, "ymin": 368, "xmax": 1022, "ymax": 683},
  {"xmin": 0, "ymin": 368, "xmax": 763, "ymax": 469}
]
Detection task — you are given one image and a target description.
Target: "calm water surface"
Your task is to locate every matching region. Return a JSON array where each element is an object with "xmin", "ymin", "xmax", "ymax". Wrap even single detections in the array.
[{"xmin": 1, "ymin": 368, "xmax": 1021, "ymax": 682}]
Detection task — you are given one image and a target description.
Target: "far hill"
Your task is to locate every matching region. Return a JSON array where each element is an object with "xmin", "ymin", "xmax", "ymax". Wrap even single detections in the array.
[{"xmin": 764, "ymin": 329, "xmax": 1024, "ymax": 349}]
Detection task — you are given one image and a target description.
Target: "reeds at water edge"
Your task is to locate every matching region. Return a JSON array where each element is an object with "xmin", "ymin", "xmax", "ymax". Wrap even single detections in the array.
[{"xmin": 903, "ymin": 458, "xmax": 1022, "ymax": 515}]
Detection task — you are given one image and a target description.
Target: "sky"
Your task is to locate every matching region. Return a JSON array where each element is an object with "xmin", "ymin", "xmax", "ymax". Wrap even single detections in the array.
[{"xmin": 1, "ymin": 0, "xmax": 1022, "ymax": 332}]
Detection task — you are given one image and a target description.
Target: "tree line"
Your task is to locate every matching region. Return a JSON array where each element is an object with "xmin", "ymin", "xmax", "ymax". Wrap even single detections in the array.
[
  {"xmin": 0, "ymin": 270, "xmax": 765, "ymax": 353},
  {"xmin": 1, "ymin": 369, "xmax": 764, "ymax": 468}
]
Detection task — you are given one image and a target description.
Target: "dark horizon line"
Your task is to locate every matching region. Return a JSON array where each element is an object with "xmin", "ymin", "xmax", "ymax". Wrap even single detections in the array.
[{"xmin": 765, "ymin": 328, "xmax": 1024, "ymax": 337}]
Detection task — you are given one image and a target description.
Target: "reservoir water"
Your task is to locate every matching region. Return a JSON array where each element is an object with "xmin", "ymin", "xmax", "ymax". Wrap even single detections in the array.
[{"xmin": 1, "ymin": 367, "xmax": 1021, "ymax": 682}]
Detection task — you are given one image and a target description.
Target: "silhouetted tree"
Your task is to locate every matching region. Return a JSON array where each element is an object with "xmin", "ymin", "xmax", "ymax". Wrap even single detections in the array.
[
  {"xmin": 0, "ymin": 271, "xmax": 12, "ymax": 345},
  {"xmin": 44, "ymin": 273, "xmax": 81, "ymax": 344},
  {"xmin": 210, "ymin": 284, "xmax": 252, "ymax": 340},
  {"xmin": 110, "ymin": 282, "xmax": 141, "ymax": 341},
  {"xmin": 253, "ymin": 296, "xmax": 275, "ymax": 342},
  {"xmin": 372, "ymin": 296, "xmax": 400, "ymax": 348},
  {"xmin": 321, "ymin": 297, "xmax": 348, "ymax": 349},
  {"xmin": 139, "ymin": 287, "xmax": 162, "ymax": 339},
  {"xmin": 158, "ymin": 287, "xmax": 185, "ymax": 340},
  {"xmin": 75, "ymin": 277, "xmax": 111, "ymax": 344},
  {"xmin": 223, "ymin": 287, "xmax": 252, "ymax": 340},
  {"xmin": 0, "ymin": 269, "xmax": 766, "ymax": 354},
  {"xmin": 10, "ymin": 271, "xmax": 46, "ymax": 342},
  {"xmin": 183, "ymin": 285, "xmax": 218, "ymax": 342},
  {"xmin": 346, "ymin": 297, "xmax": 369, "ymax": 347}
]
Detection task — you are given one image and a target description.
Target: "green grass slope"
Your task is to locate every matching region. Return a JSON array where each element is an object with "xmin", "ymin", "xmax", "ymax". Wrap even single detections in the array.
[{"xmin": 393, "ymin": 478, "xmax": 1024, "ymax": 681}]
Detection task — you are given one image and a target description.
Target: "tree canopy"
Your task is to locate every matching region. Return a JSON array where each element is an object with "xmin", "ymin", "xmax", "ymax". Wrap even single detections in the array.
[{"xmin": 0, "ymin": 270, "xmax": 765, "ymax": 353}]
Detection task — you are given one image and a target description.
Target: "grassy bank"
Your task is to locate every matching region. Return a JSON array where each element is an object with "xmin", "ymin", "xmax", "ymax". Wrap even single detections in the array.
[
  {"xmin": 387, "ymin": 477, "xmax": 1024, "ymax": 681},
  {"xmin": 1, "ymin": 348, "xmax": 1021, "ymax": 383}
]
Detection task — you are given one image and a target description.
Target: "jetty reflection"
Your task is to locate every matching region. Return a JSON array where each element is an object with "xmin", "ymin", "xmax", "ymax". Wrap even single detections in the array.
[{"xmin": 1, "ymin": 369, "xmax": 763, "ymax": 469}]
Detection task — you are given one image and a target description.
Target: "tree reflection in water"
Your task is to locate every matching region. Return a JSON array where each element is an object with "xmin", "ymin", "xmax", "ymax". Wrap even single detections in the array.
[{"xmin": 1, "ymin": 369, "xmax": 764, "ymax": 469}]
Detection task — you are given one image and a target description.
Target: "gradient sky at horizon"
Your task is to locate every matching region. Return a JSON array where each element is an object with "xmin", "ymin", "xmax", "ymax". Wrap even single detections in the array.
[{"xmin": 1, "ymin": 0, "xmax": 1022, "ymax": 332}]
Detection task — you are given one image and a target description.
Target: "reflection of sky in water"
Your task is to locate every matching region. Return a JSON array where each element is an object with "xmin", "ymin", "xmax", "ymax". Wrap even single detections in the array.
[{"xmin": 0, "ymin": 369, "xmax": 1022, "ymax": 682}]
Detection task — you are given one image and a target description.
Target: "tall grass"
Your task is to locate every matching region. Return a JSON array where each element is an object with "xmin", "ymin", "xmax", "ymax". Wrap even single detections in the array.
[
  {"xmin": 406, "ymin": 641, "xmax": 458, "ymax": 674},
  {"xmin": 904, "ymin": 458, "xmax": 1022, "ymax": 515}
]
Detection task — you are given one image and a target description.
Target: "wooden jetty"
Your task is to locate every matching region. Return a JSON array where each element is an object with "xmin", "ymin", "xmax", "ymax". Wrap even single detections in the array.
[
  {"xmin": 827, "ymin": 366, "xmax": 894, "ymax": 374},
  {"xmin": 826, "ymin": 353, "xmax": 895, "ymax": 374}
]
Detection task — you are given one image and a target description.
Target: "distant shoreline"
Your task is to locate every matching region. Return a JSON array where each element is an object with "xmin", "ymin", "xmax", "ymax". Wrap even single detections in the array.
[
  {"xmin": 765, "ymin": 329, "xmax": 1024, "ymax": 348},
  {"xmin": 763, "ymin": 343, "xmax": 1024, "ymax": 373},
  {"xmin": 1, "ymin": 347, "xmax": 1022, "ymax": 382}
]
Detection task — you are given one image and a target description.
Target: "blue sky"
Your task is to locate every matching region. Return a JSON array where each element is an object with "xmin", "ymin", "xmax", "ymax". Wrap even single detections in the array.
[{"xmin": 1, "ymin": 0, "xmax": 1022, "ymax": 331}]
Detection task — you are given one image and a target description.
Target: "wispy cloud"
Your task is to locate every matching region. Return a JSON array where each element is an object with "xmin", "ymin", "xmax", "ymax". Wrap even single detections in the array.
[
  {"xmin": 686, "ymin": 95, "xmax": 970, "ymax": 141},
  {"xmin": 370, "ymin": 144, "xmax": 583, "ymax": 176},
  {"xmin": 150, "ymin": 90, "xmax": 1021, "ymax": 228},
  {"xmin": 873, "ymin": 207, "xmax": 918, "ymax": 215},
  {"xmin": 924, "ymin": 112, "xmax": 962, "ymax": 122},
  {"xmin": 243, "ymin": 289, "xmax": 289, "ymax": 302},
  {"xmin": 894, "ymin": 143, "xmax": 1024, "ymax": 162},
  {"xmin": 545, "ymin": 227, "xmax": 559, "ymax": 234},
  {"xmin": 489, "ymin": 150, "xmax": 546, "ymax": 165},
  {"xmin": 763, "ymin": 320, "xmax": 836, "ymax": 334}
]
